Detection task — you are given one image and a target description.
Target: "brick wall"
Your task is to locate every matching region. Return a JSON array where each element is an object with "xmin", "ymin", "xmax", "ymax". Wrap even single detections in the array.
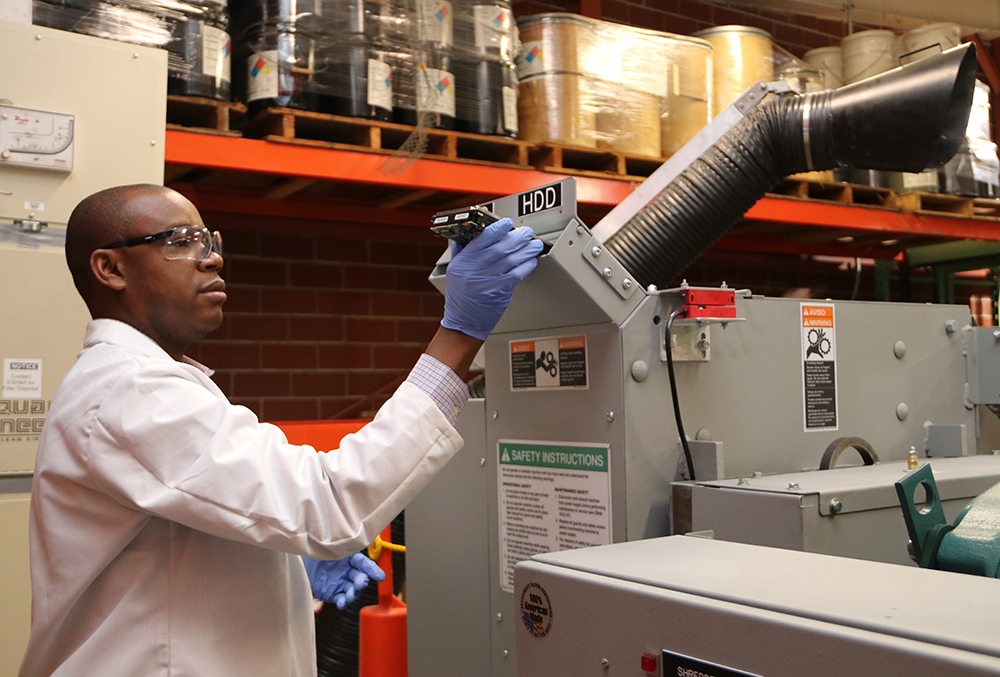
[
  {"xmin": 187, "ymin": 210, "xmax": 989, "ymax": 421},
  {"xmin": 187, "ymin": 212, "xmax": 447, "ymax": 422}
]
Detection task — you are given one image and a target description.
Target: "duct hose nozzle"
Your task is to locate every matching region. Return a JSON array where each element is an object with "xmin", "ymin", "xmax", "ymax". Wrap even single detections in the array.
[{"xmin": 606, "ymin": 43, "xmax": 979, "ymax": 288}]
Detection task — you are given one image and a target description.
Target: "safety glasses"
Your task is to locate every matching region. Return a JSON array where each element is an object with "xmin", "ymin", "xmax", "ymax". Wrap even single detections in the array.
[{"xmin": 100, "ymin": 225, "xmax": 223, "ymax": 261}]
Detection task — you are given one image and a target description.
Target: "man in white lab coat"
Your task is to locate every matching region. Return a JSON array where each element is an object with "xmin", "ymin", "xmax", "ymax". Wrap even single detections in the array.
[{"xmin": 19, "ymin": 184, "xmax": 541, "ymax": 676}]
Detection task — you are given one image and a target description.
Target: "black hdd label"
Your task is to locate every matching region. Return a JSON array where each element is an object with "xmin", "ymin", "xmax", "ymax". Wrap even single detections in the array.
[{"xmin": 517, "ymin": 183, "xmax": 562, "ymax": 217}]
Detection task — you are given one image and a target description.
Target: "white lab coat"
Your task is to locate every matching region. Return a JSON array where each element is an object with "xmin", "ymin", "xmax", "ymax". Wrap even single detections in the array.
[{"xmin": 20, "ymin": 319, "xmax": 464, "ymax": 677}]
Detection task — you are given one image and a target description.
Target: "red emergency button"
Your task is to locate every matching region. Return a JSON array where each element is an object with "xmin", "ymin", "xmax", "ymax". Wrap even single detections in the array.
[{"xmin": 641, "ymin": 651, "xmax": 658, "ymax": 674}]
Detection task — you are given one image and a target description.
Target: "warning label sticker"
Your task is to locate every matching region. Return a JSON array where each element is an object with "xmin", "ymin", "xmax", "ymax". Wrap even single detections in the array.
[
  {"xmin": 498, "ymin": 440, "xmax": 612, "ymax": 593},
  {"xmin": 510, "ymin": 336, "xmax": 588, "ymax": 391},
  {"xmin": 801, "ymin": 303, "xmax": 838, "ymax": 431}
]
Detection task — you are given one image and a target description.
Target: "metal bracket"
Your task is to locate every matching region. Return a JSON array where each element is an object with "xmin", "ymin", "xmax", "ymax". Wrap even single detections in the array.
[
  {"xmin": 580, "ymin": 235, "xmax": 638, "ymax": 300},
  {"xmin": 894, "ymin": 463, "xmax": 948, "ymax": 564},
  {"xmin": 0, "ymin": 219, "xmax": 62, "ymax": 248}
]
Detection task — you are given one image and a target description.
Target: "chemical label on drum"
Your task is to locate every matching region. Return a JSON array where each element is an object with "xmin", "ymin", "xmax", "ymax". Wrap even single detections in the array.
[
  {"xmin": 510, "ymin": 335, "xmax": 586, "ymax": 390},
  {"xmin": 417, "ymin": 67, "xmax": 456, "ymax": 117},
  {"xmin": 202, "ymin": 25, "xmax": 232, "ymax": 82},
  {"xmin": 3, "ymin": 359, "xmax": 41, "ymax": 399},
  {"xmin": 367, "ymin": 59, "xmax": 393, "ymax": 111},
  {"xmin": 502, "ymin": 86, "xmax": 518, "ymax": 133},
  {"xmin": 498, "ymin": 440, "xmax": 612, "ymax": 593},
  {"xmin": 473, "ymin": 5, "xmax": 513, "ymax": 51},
  {"xmin": 421, "ymin": 0, "xmax": 453, "ymax": 46},
  {"xmin": 247, "ymin": 51, "xmax": 278, "ymax": 102},
  {"xmin": 517, "ymin": 41, "xmax": 546, "ymax": 77},
  {"xmin": 661, "ymin": 650, "xmax": 762, "ymax": 677},
  {"xmin": 801, "ymin": 303, "xmax": 839, "ymax": 431}
]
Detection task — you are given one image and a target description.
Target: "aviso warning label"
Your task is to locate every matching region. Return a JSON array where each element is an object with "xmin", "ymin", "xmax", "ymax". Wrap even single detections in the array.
[
  {"xmin": 801, "ymin": 303, "xmax": 838, "ymax": 431},
  {"xmin": 510, "ymin": 335, "xmax": 587, "ymax": 391},
  {"xmin": 498, "ymin": 440, "xmax": 611, "ymax": 593}
]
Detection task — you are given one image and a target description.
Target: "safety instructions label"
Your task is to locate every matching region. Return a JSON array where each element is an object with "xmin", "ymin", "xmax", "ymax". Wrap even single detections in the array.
[
  {"xmin": 498, "ymin": 440, "xmax": 612, "ymax": 593},
  {"xmin": 801, "ymin": 303, "xmax": 839, "ymax": 431},
  {"xmin": 510, "ymin": 335, "xmax": 588, "ymax": 390}
]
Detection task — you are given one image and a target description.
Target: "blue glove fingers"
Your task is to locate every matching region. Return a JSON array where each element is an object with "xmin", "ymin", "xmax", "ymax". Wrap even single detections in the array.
[
  {"xmin": 497, "ymin": 238, "xmax": 545, "ymax": 278},
  {"xmin": 460, "ymin": 218, "xmax": 514, "ymax": 254},
  {"xmin": 349, "ymin": 552, "xmax": 386, "ymax": 582},
  {"xmin": 455, "ymin": 229, "xmax": 539, "ymax": 279},
  {"xmin": 500, "ymin": 253, "xmax": 541, "ymax": 288}
]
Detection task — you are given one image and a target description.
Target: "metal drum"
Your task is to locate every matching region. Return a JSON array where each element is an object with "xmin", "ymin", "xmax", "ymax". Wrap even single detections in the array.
[
  {"xmin": 453, "ymin": 1, "xmax": 519, "ymax": 137},
  {"xmin": 693, "ymin": 25, "xmax": 773, "ymax": 117},
  {"xmin": 660, "ymin": 35, "xmax": 712, "ymax": 157},
  {"xmin": 516, "ymin": 13, "xmax": 596, "ymax": 147},
  {"xmin": 517, "ymin": 71, "xmax": 598, "ymax": 148},
  {"xmin": 517, "ymin": 13, "xmax": 675, "ymax": 156}
]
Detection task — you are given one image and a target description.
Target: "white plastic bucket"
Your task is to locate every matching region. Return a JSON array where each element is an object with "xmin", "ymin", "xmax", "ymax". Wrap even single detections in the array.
[
  {"xmin": 803, "ymin": 46, "xmax": 843, "ymax": 88},
  {"xmin": 901, "ymin": 22, "xmax": 961, "ymax": 63},
  {"xmin": 841, "ymin": 30, "xmax": 896, "ymax": 84}
]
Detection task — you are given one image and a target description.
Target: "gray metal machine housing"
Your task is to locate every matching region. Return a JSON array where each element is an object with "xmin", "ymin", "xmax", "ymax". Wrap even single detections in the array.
[{"xmin": 407, "ymin": 175, "xmax": 998, "ymax": 677}]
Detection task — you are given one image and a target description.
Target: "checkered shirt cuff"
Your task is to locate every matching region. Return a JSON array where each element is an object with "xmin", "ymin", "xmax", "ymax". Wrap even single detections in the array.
[{"xmin": 406, "ymin": 353, "xmax": 469, "ymax": 427}]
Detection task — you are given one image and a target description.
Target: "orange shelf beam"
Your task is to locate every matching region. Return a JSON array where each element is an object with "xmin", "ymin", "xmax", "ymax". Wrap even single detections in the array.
[
  {"xmin": 166, "ymin": 131, "xmax": 1000, "ymax": 246},
  {"xmin": 164, "ymin": 130, "xmax": 636, "ymax": 207},
  {"xmin": 746, "ymin": 196, "xmax": 1000, "ymax": 242}
]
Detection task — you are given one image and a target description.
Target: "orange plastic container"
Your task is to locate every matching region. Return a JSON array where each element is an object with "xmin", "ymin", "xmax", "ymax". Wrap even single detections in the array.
[{"xmin": 359, "ymin": 526, "xmax": 407, "ymax": 677}]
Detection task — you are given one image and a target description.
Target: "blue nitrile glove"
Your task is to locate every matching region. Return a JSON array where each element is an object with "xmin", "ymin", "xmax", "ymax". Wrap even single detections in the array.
[
  {"xmin": 302, "ymin": 553, "xmax": 385, "ymax": 610},
  {"xmin": 441, "ymin": 218, "xmax": 545, "ymax": 341}
]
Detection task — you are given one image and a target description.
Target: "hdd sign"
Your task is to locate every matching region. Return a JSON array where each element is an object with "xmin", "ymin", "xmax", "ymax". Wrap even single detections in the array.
[{"xmin": 517, "ymin": 183, "xmax": 562, "ymax": 216}]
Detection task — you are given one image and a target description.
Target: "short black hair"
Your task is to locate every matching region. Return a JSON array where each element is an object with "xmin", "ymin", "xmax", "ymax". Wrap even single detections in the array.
[{"xmin": 65, "ymin": 184, "xmax": 169, "ymax": 304}]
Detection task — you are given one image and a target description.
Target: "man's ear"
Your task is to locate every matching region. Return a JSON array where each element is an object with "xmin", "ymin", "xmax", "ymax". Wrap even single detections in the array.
[{"xmin": 90, "ymin": 249, "xmax": 127, "ymax": 291}]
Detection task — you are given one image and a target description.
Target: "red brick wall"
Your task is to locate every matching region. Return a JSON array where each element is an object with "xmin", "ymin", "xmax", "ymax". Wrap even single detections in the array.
[
  {"xmin": 188, "ymin": 209, "xmax": 989, "ymax": 421},
  {"xmin": 187, "ymin": 213, "xmax": 447, "ymax": 422}
]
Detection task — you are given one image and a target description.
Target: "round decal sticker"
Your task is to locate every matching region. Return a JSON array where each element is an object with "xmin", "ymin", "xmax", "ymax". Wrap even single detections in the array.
[{"xmin": 519, "ymin": 582, "xmax": 552, "ymax": 638}]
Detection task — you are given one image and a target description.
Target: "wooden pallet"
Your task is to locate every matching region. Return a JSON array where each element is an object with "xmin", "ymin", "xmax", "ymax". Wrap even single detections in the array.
[
  {"xmin": 897, "ymin": 191, "xmax": 980, "ymax": 217},
  {"xmin": 166, "ymin": 95, "xmax": 246, "ymax": 137},
  {"xmin": 241, "ymin": 107, "xmax": 532, "ymax": 168},
  {"xmin": 529, "ymin": 142, "xmax": 664, "ymax": 181},
  {"xmin": 973, "ymin": 198, "xmax": 1000, "ymax": 219},
  {"xmin": 769, "ymin": 177, "xmax": 898, "ymax": 208}
]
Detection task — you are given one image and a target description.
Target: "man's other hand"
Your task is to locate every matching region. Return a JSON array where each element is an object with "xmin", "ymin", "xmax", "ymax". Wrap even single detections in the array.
[{"xmin": 302, "ymin": 553, "xmax": 386, "ymax": 609}]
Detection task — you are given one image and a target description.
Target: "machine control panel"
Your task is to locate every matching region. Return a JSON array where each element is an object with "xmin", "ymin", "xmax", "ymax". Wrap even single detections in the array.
[{"xmin": 0, "ymin": 105, "xmax": 75, "ymax": 171}]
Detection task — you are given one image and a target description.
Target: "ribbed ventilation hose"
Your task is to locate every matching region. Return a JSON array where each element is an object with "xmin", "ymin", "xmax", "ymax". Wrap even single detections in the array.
[{"xmin": 605, "ymin": 93, "xmax": 818, "ymax": 288}]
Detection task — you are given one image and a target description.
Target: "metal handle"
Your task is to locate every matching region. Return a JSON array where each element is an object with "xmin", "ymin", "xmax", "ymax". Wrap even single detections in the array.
[{"xmin": 819, "ymin": 436, "xmax": 879, "ymax": 470}]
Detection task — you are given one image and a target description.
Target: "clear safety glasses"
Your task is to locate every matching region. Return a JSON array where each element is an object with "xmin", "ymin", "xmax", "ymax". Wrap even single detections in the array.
[{"xmin": 100, "ymin": 225, "xmax": 223, "ymax": 261}]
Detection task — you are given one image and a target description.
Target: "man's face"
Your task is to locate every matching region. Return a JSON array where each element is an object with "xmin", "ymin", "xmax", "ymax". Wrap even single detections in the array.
[{"xmin": 118, "ymin": 190, "xmax": 225, "ymax": 357}]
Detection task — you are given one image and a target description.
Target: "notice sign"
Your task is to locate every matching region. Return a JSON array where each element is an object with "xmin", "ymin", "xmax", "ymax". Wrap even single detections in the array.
[
  {"xmin": 510, "ymin": 336, "xmax": 588, "ymax": 391},
  {"xmin": 801, "ymin": 303, "xmax": 838, "ymax": 431},
  {"xmin": 3, "ymin": 359, "xmax": 42, "ymax": 399},
  {"xmin": 498, "ymin": 440, "xmax": 612, "ymax": 593}
]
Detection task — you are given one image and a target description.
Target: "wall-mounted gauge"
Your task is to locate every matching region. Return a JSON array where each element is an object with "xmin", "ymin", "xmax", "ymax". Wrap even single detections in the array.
[{"xmin": 0, "ymin": 105, "xmax": 74, "ymax": 172}]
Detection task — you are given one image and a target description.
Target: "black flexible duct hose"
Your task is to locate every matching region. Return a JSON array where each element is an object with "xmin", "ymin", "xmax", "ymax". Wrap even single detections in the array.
[
  {"xmin": 605, "ymin": 44, "xmax": 978, "ymax": 288},
  {"xmin": 606, "ymin": 95, "xmax": 809, "ymax": 286}
]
